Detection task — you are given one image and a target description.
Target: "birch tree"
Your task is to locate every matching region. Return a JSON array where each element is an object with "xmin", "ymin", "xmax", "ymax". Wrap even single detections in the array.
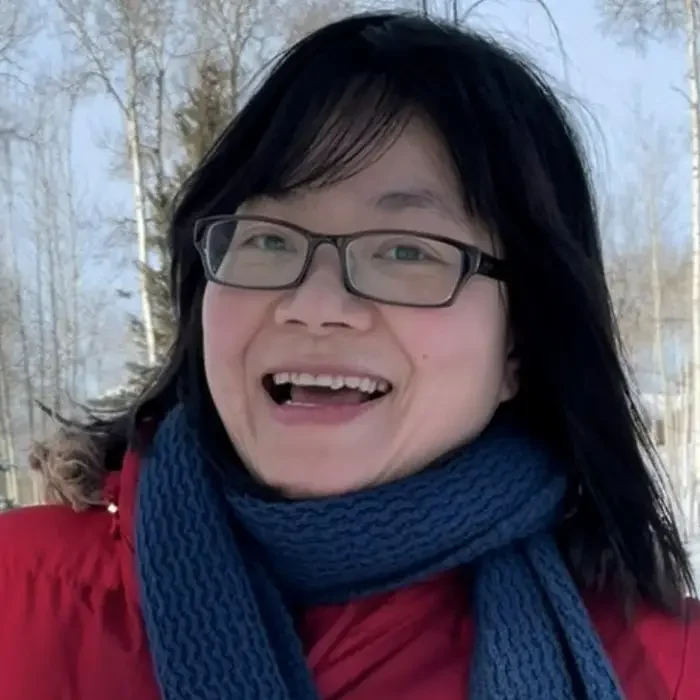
[
  {"xmin": 0, "ymin": 0, "xmax": 41, "ymax": 505},
  {"xmin": 599, "ymin": 0, "xmax": 700, "ymax": 530},
  {"xmin": 0, "ymin": 261, "xmax": 18, "ymax": 504},
  {"xmin": 53, "ymin": 0, "xmax": 183, "ymax": 368},
  {"xmin": 640, "ymin": 126, "xmax": 685, "ymax": 489},
  {"xmin": 0, "ymin": 0, "xmax": 39, "ymax": 139},
  {"xmin": 604, "ymin": 110, "xmax": 687, "ymax": 423},
  {"xmin": 191, "ymin": 0, "xmax": 290, "ymax": 111},
  {"xmin": 191, "ymin": 0, "xmax": 374, "ymax": 110},
  {"xmin": 279, "ymin": 0, "xmax": 367, "ymax": 45}
]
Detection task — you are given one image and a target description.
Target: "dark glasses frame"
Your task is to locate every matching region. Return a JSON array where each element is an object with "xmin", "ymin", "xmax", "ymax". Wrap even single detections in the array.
[{"xmin": 193, "ymin": 214, "xmax": 507, "ymax": 308}]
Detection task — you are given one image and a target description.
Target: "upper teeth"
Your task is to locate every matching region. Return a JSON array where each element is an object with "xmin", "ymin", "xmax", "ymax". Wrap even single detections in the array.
[{"xmin": 272, "ymin": 372, "xmax": 390, "ymax": 394}]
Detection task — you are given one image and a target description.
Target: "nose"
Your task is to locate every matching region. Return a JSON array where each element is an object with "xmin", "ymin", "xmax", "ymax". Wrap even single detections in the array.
[{"xmin": 273, "ymin": 245, "xmax": 374, "ymax": 334}]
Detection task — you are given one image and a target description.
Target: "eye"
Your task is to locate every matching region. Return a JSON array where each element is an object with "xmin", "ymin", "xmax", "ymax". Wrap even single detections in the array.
[
  {"xmin": 239, "ymin": 232, "xmax": 292, "ymax": 251},
  {"xmin": 386, "ymin": 245, "xmax": 425, "ymax": 261},
  {"xmin": 375, "ymin": 241, "xmax": 438, "ymax": 263}
]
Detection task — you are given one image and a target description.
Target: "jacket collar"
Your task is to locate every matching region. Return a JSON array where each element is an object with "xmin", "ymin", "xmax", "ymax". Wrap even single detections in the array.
[
  {"xmin": 104, "ymin": 447, "xmax": 141, "ymax": 549},
  {"xmin": 103, "ymin": 447, "xmax": 143, "ymax": 604}
]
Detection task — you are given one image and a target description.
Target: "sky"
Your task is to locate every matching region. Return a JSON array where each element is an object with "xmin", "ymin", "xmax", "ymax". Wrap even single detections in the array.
[{"xmin": 468, "ymin": 1, "xmax": 688, "ymax": 204}]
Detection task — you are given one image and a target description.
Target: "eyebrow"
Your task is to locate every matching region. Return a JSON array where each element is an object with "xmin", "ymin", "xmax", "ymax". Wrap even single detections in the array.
[
  {"xmin": 372, "ymin": 187, "xmax": 462, "ymax": 223},
  {"xmin": 264, "ymin": 186, "xmax": 468, "ymax": 229}
]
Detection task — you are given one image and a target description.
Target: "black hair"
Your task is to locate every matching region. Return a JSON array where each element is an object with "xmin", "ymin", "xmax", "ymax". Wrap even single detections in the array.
[{"xmin": 51, "ymin": 11, "xmax": 694, "ymax": 610}]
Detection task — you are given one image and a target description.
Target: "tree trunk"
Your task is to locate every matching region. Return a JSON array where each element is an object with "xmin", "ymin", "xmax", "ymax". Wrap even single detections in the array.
[
  {"xmin": 126, "ymin": 69, "xmax": 157, "ymax": 368},
  {"xmin": 32, "ymin": 143, "xmax": 48, "ymax": 438},
  {"xmin": 46, "ymin": 172, "xmax": 63, "ymax": 415},
  {"xmin": 685, "ymin": 0, "xmax": 700, "ymax": 535},
  {"xmin": 650, "ymin": 189, "xmax": 675, "ymax": 483},
  {"xmin": 3, "ymin": 140, "xmax": 36, "ymax": 444},
  {"xmin": 680, "ymin": 363, "xmax": 692, "ymax": 534},
  {"xmin": 65, "ymin": 95, "xmax": 81, "ymax": 400},
  {"xmin": 0, "ymin": 341, "xmax": 17, "ymax": 504}
]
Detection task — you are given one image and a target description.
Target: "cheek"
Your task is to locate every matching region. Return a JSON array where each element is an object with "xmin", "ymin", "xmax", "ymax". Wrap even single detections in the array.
[
  {"xmin": 380, "ymin": 283, "xmax": 511, "ymax": 469},
  {"xmin": 201, "ymin": 285, "xmax": 267, "ymax": 384},
  {"xmin": 396, "ymin": 284, "xmax": 509, "ymax": 376}
]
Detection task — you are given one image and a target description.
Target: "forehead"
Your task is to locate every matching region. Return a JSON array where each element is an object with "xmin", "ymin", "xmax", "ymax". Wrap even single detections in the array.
[
  {"xmin": 240, "ymin": 120, "xmax": 466, "ymax": 225},
  {"xmin": 345, "ymin": 120, "xmax": 460, "ymax": 193}
]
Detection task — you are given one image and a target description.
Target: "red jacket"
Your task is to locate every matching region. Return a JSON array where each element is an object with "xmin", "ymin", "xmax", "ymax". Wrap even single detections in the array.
[{"xmin": 1, "ymin": 448, "xmax": 699, "ymax": 700}]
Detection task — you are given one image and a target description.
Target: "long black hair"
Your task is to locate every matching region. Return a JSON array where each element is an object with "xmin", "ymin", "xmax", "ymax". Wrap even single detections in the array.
[{"xmin": 45, "ymin": 12, "xmax": 694, "ymax": 609}]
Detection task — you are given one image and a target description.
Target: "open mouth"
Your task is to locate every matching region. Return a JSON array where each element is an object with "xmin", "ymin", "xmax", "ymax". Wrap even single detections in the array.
[{"xmin": 262, "ymin": 371, "xmax": 393, "ymax": 407}]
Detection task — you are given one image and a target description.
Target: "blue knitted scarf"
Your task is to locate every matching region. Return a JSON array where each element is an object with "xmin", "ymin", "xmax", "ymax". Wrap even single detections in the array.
[{"xmin": 135, "ymin": 403, "xmax": 623, "ymax": 700}]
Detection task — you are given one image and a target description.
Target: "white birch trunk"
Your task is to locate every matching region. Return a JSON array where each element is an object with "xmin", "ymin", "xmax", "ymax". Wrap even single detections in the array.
[
  {"xmin": 679, "ymin": 364, "xmax": 692, "ymax": 535},
  {"xmin": 650, "ymin": 191, "xmax": 676, "ymax": 483},
  {"xmin": 686, "ymin": 0, "xmax": 700, "ymax": 535},
  {"xmin": 0, "ymin": 344, "xmax": 17, "ymax": 504},
  {"xmin": 3, "ymin": 140, "xmax": 36, "ymax": 444},
  {"xmin": 32, "ymin": 143, "xmax": 49, "ymax": 437},
  {"xmin": 65, "ymin": 95, "xmax": 81, "ymax": 400},
  {"xmin": 126, "ymin": 67, "xmax": 157, "ymax": 368}
]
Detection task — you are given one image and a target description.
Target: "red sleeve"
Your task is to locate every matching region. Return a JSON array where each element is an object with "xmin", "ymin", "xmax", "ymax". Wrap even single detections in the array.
[
  {"xmin": 677, "ymin": 599, "xmax": 700, "ymax": 698},
  {"xmin": 0, "ymin": 506, "xmax": 159, "ymax": 700},
  {"xmin": 588, "ymin": 592, "xmax": 699, "ymax": 698}
]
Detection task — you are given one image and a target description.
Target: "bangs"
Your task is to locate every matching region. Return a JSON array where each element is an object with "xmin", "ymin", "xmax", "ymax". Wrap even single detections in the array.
[
  {"xmin": 180, "ymin": 15, "xmax": 503, "ymax": 224},
  {"xmin": 222, "ymin": 15, "xmax": 508, "ymax": 228},
  {"xmin": 241, "ymin": 71, "xmax": 413, "ymax": 197}
]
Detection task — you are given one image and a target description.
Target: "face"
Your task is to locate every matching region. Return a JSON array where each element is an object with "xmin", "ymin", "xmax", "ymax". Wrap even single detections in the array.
[{"xmin": 202, "ymin": 120, "xmax": 518, "ymax": 498}]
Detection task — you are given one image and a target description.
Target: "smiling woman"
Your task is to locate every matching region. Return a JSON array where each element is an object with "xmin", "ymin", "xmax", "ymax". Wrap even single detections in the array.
[
  {"xmin": 200, "ymin": 119, "xmax": 515, "ymax": 497},
  {"xmin": 1, "ymin": 10, "xmax": 699, "ymax": 700},
  {"xmin": 199, "ymin": 115, "xmax": 517, "ymax": 496}
]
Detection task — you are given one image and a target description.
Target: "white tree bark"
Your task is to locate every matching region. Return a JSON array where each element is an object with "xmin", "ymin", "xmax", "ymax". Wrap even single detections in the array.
[
  {"xmin": 54, "ymin": 0, "xmax": 163, "ymax": 369},
  {"xmin": 650, "ymin": 183, "xmax": 674, "ymax": 471},
  {"xmin": 0, "ymin": 326, "xmax": 17, "ymax": 504},
  {"xmin": 126, "ymin": 76, "xmax": 157, "ymax": 367},
  {"xmin": 31, "ymin": 141, "xmax": 48, "ymax": 437},
  {"xmin": 679, "ymin": 364, "xmax": 692, "ymax": 533},
  {"xmin": 64, "ymin": 94, "xmax": 82, "ymax": 399},
  {"xmin": 685, "ymin": 0, "xmax": 700, "ymax": 530},
  {"xmin": 2, "ymin": 140, "xmax": 36, "ymax": 444}
]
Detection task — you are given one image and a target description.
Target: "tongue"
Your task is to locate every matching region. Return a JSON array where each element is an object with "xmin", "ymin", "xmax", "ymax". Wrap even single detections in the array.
[{"xmin": 289, "ymin": 386, "xmax": 367, "ymax": 405}]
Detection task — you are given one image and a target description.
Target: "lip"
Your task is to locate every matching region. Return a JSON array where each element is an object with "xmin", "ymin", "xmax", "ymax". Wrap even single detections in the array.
[
  {"xmin": 262, "ymin": 388, "xmax": 389, "ymax": 426},
  {"xmin": 265, "ymin": 395, "xmax": 385, "ymax": 425}
]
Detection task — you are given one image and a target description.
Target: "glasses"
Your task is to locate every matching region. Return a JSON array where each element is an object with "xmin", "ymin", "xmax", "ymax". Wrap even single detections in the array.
[{"xmin": 193, "ymin": 215, "xmax": 507, "ymax": 308}]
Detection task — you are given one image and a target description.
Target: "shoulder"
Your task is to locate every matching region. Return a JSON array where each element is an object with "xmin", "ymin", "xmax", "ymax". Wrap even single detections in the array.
[
  {"xmin": 587, "ymin": 593, "xmax": 700, "ymax": 699},
  {"xmin": 0, "ymin": 443, "xmax": 144, "ymax": 590},
  {"xmin": 673, "ymin": 598, "xmax": 700, "ymax": 697},
  {"xmin": 0, "ymin": 493, "xmax": 158, "ymax": 698},
  {"xmin": 0, "ymin": 501, "xmax": 121, "ymax": 588},
  {"xmin": 0, "ymin": 503, "xmax": 125, "ymax": 651}
]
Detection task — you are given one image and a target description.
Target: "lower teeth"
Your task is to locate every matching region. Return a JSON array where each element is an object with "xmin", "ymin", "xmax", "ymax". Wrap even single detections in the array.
[{"xmin": 282, "ymin": 393, "xmax": 386, "ymax": 406}]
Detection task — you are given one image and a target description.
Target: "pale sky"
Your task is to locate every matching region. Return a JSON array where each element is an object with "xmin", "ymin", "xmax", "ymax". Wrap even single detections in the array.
[{"xmin": 469, "ymin": 0, "xmax": 688, "ymax": 210}]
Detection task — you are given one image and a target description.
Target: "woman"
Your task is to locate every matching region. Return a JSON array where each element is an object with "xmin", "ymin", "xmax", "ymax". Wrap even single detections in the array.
[{"xmin": 0, "ymin": 11, "xmax": 697, "ymax": 700}]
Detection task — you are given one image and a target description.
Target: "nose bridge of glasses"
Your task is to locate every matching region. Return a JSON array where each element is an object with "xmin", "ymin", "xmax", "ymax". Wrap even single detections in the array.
[
  {"xmin": 283, "ymin": 235, "xmax": 363, "ymax": 321},
  {"xmin": 303, "ymin": 234, "xmax": 347, "ymax": 275}
]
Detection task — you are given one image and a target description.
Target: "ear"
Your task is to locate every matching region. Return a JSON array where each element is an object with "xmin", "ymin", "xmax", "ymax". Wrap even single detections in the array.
[{"xmin": 499, "ymin": 343, "xmax": 519, "ymax": 403}]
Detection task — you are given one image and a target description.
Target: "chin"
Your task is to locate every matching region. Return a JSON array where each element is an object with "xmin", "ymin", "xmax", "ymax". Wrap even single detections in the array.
[{"xmin": 260, "ymin": 461, "xmax": 380, "ymax": 500}]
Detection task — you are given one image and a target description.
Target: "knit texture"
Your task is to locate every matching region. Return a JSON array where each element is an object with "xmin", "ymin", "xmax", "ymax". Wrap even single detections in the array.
[{"xmin": 135, "ymin": 403, "xmax": 624, "ymax": 700}]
